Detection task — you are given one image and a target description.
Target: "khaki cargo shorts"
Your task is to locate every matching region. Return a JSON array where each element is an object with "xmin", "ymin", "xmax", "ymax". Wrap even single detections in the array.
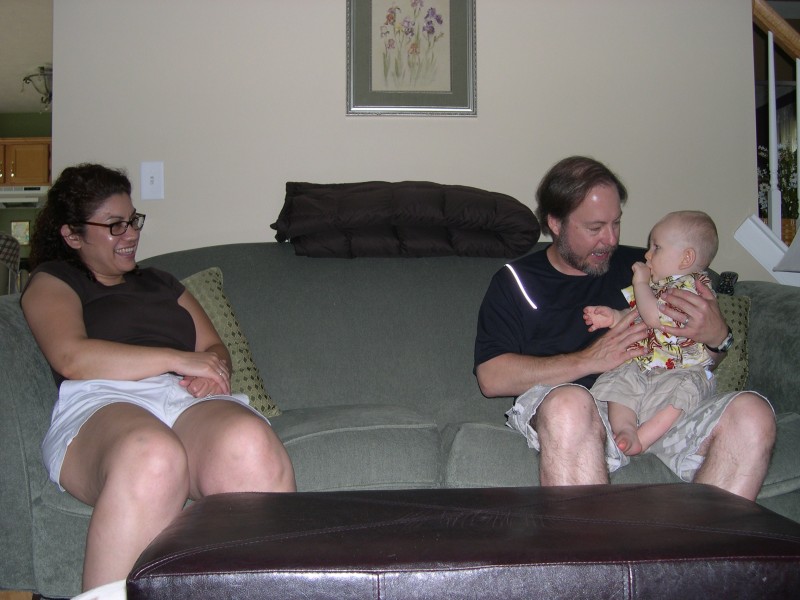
[{"xmin": 505, "ymin": 382, "xmax": 772, "ymax": 481}]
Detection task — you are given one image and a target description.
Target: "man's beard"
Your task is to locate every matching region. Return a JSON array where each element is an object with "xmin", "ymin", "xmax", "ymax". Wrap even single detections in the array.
[{"xmin": 555, "ymin": 229, "xmax": 616, "ymax": 276}]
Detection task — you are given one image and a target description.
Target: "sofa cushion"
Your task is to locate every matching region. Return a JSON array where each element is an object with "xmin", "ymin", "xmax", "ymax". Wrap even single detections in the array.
[
  {"xmin": 441, "ymin": 422, "xmax": 679, "ymax": 489},
  {"xmin": 760, "ymin": 412, "xmax": 800, "ymax": 499},
  {"xmin": 442, "ymin": 411, "xmax": 800, "ymax": 504},
  {"xmin": 180, "ymin": 267, "xmax": 279, "ymax": 417},
  {"xmin": 270, "ymin": 405, "xmax": 440, "ymax": 491},
  {"xmin": 714, "ymin": 294, "xmax": 750, "ymax": 394}
]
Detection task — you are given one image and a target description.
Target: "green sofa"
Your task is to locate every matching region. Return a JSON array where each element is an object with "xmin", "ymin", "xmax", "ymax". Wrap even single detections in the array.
[{"xmin": 2, "ymin": 241, "xmax": 800, "ymax": 598}]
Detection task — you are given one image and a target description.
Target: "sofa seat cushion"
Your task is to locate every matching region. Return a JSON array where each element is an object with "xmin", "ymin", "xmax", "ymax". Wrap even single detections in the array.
[
  {"xmin": 443, "ymin": 412, "xmax": 800, "ymax": 502},
  {"xmin": 760, "ymin": 412, "xmax": 800, "ymax": 498},
  {"xmin": 270, "ymin": 404, "xmax": 440, "ymax": 491},
  {"xmin": 441, "ymin": 422, "xmax": 680, "ymax": 489}
]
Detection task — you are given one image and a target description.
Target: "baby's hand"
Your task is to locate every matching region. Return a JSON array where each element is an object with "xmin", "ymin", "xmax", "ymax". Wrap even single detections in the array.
[
  {"xmin": 584, "ymin": 305, "xmax": 616, "ymax": 331},
  {"xmin": 632, "ymin": 262, "xmax": 651, "ymax": 285}
]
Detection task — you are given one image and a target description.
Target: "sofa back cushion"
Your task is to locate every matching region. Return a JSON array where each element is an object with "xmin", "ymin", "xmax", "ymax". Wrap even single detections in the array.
[{"xmin": 141, "ymin": 242, "xmax": 515, "ymax": 425}]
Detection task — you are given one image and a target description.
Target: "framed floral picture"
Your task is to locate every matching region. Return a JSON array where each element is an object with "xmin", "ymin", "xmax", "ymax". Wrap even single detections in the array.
[{"xmin": 347, "ymin": 0, "xmax": 476, "ymax": 116}]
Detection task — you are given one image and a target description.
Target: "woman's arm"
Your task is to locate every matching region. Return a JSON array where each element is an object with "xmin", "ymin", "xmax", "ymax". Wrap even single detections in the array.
[
  {"xmin": 176, "ymin": 290, "xmax": 232, "ymax": 396},
  {"xmin": 21, "ymin": 272, "xmax": 229, "ymax": 391}
]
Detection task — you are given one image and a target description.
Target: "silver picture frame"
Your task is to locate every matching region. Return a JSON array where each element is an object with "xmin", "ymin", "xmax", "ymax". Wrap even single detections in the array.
[{"xmin": 347, "ymin": 0, "xmax": 476, "ymax": 116}]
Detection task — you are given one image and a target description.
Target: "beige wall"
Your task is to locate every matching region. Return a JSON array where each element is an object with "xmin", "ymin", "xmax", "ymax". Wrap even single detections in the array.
[{"xmin": 52, "ymin": 0, "xmax": 769, "ymax": 280}]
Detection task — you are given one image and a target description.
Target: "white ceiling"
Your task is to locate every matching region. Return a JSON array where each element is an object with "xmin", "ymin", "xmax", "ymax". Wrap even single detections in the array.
[{"xmin": 0, "ymin": 0, "xmax": 53, "ymax": 113}]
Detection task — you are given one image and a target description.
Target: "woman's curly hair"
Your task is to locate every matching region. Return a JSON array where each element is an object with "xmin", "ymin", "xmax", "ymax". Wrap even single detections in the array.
[{"xmin": 28, "ymin": 164, "xmax": 132, "ymax": 277}]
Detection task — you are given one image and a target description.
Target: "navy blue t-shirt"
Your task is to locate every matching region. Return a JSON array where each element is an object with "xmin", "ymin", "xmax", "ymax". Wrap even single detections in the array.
[{"xmin": 474, "ymin": 244, "xmax": 646, "ymax": 389}]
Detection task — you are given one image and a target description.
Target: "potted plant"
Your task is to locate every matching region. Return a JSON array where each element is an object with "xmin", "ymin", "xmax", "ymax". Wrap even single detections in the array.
[{"xmin": 757, "ymin": 145, "xmax": 799, "ymax": 244}]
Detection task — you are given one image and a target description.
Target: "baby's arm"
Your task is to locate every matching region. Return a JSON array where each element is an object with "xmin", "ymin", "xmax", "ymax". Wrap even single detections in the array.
[
  {"xmin": 631, "ymin": 262, "xmax": 661, "ymax": 329},
  {"xmin": 583, "ymin": 305, "xmax": 628, "ymax": 332}
]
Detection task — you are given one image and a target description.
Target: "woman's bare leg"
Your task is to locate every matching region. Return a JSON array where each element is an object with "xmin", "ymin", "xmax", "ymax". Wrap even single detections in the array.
[
  {"xmin": 59, "ymin": 403, "xmax": 190, "ymax": 591},
  {"xmin": 173, "ymin": 400, "xmax": 296, "ymax": 497}
]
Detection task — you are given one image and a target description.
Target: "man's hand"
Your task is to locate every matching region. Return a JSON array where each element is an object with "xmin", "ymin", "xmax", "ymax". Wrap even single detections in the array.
[
  {"xmin": 659, "ymin": 284, "xmax": 728, "ymax": 347},
  {"xmin": 580, "ymin": 308, "xmax": 648, "ymax": 374}
]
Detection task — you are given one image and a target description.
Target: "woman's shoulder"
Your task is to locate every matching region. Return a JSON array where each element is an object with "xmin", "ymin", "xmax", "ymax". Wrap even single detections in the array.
[
  {"xmin": 133, "ymin": 266, "xmax": 185, "ymax": 296},
  {"xmin": 29, "ymin": 260, "xmax": 90, "ymax": 289}
]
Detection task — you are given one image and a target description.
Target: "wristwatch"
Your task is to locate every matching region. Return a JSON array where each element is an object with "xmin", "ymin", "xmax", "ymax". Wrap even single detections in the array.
[{"xmin": 706, "ymin": 326, "xmax": 734, "ymax": 353}]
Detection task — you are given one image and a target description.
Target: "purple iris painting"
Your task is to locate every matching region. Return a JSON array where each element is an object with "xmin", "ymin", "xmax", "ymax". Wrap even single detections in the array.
[{"xmin": 373, "ymin": 0, "xmax": 450, "ymax": 92}]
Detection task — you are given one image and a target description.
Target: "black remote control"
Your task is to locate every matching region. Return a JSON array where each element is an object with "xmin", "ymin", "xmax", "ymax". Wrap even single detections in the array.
[{"xmin": 717, "ymin": 271, "xmax": 738, "ymax": 295}]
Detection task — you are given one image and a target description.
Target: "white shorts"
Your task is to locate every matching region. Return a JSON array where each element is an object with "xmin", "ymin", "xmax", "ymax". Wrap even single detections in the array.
[{"xmin": 41, "ymin": 373, "xmax": 266, "ymax": 491}]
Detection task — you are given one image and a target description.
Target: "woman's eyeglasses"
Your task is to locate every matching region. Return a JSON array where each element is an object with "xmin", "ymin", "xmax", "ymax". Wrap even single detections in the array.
[{"xmin": 80, "ymin": 213, "xmax": 146, "ymax": 236}]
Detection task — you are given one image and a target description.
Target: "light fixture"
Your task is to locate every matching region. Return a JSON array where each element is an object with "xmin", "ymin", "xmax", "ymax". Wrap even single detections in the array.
[{"xmin": 22, "ymin": 64, "xmax": 53, "ymax": 110}]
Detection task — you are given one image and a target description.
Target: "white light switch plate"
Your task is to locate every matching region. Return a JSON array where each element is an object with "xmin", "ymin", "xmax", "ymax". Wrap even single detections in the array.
[{"xmin": 141, "ymin": 161, "xmax": 164, "ymax": 200}]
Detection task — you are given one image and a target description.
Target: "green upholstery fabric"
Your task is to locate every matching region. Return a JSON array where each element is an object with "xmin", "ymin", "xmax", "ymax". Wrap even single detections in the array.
[
  {"xmin": 0, "ymin": 296, "xmax": 41, "ymax": 592},
  {"xmin": 441, "ymin": 421, "xmax": 681, "ymax": 489},
  {"xmin": 761, "ymin": 412, "xmax": 800, "ymax": 498},
  {"xmin": 181, "ymin": 267, "xmax": 280, "ymax": 417},
  {"xmin": 714, "ymin": 294, "xmax": 750, "ymax": 394},
  {"xmin": 271, "ymin": 405, "xmax": 440, "ymax": 491},
  {"xmin": 3, "ymin": 243, "xmax": 800, "ymax": 598},
  {"xmin": 441, "ymin": 422, "xmax": 541, "ymax": 488},
  {"xmin": 737, "ymin": 280, "xmax": 800, "ymax": 415}
]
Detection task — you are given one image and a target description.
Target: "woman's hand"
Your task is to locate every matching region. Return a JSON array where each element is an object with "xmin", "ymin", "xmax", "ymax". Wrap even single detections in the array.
[
  {"xmin": 180, "ymin": 375, "xmax": 229, "ymax": 398},
  {"xmin": 173, "ymin": 351, "xmax": 231, "ymax": 395},
  {"xmin": 659, "ymin": 284, "xmax": 729, "ymax": 347}
]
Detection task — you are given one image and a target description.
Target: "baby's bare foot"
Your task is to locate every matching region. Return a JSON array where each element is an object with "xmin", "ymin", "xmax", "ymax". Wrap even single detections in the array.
[{"xmin": 614, "ymin": 430, "xmax": 643, "ymax": 456}]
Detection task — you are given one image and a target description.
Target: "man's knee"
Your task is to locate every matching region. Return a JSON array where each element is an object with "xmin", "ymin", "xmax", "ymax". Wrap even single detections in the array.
[
  {"xmin": 718, "ymin": 392, "xmax": 776, "ymax": 448},
  {"xmin": 535, "ymin": 385, "xmax": 604, "ymax": 438}
]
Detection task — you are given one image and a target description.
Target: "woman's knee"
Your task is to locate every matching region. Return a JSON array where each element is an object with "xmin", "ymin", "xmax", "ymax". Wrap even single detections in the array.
[
  {"xmin": 198, "ymin": 414, "xmax": 295, "ymax": 493},
  {"xmin": 104, "ymin": 427, "xmax": 190, "ymax": 500}
]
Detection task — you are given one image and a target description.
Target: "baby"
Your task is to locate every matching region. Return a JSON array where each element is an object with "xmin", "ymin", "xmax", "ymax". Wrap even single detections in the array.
[{"xmin": 584, "ymin": 210, "xmax": 721, "ymax": 456}]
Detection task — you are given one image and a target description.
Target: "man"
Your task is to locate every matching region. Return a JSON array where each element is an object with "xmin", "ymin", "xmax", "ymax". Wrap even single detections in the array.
[{"xmin": 474, "ymin": 156, "xmax": 775, "ymax": 500}]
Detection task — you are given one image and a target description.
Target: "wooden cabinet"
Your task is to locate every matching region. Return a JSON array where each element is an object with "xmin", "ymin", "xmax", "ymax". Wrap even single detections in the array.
[{"xmin": 0, "ymin": 137, "xmax": 51, "ymax": 187}]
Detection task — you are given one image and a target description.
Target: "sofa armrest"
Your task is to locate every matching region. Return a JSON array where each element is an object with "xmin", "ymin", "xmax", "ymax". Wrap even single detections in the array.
[
  {"xmin": 735, "ymin": 281, "xmax": 800, "ymax": 414},
  {"xmin": 0, "ymin": 294, "xmax": 58, "ymax": 591}
]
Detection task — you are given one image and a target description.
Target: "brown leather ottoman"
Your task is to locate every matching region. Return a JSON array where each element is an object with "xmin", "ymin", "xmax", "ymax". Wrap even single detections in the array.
[{"xmin": 127, "ymin": 484, "xmax": 800, "ymax": 599}]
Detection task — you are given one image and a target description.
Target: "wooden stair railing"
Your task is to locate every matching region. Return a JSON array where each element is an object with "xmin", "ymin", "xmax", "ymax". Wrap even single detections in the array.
[{"xmin": 754, "ymin": 0, "xmax": 800, "ymax": 60}]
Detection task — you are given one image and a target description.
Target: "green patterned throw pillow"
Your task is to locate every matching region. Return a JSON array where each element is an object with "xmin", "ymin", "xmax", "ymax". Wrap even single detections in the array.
[
  {"xmin": 180, "ymin": 267, "xmax": 280, "ymax": 417},
  {"xmin": 713, "ymin": 295, "xmax": 750, "ymax": 394}
]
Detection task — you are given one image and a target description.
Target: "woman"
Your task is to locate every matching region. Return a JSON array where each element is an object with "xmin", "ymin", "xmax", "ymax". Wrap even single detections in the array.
[{"xmin": 22, "ymin": 163, "xmax": 295, "ymax": 592}]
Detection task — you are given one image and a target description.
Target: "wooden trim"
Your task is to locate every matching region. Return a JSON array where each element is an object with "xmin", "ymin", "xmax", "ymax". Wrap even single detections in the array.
[{"xmin": 753, "ymin": 0, "xmax": 800, "ymax": 59}]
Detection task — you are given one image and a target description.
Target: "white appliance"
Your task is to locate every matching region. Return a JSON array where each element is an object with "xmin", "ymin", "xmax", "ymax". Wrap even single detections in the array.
[{"xmin": 0, "ymin": 185, "xmax": 49, "ymax": 207}]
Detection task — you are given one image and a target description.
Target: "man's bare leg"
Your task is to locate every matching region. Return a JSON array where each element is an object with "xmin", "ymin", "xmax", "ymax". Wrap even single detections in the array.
[
  {"xmin": 694, "ymin": 393, "xmax": 775, "ymax": 501},
  {"xmin": 534, "ymin": 385, "xmax": 608, "ymax": 486}
]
